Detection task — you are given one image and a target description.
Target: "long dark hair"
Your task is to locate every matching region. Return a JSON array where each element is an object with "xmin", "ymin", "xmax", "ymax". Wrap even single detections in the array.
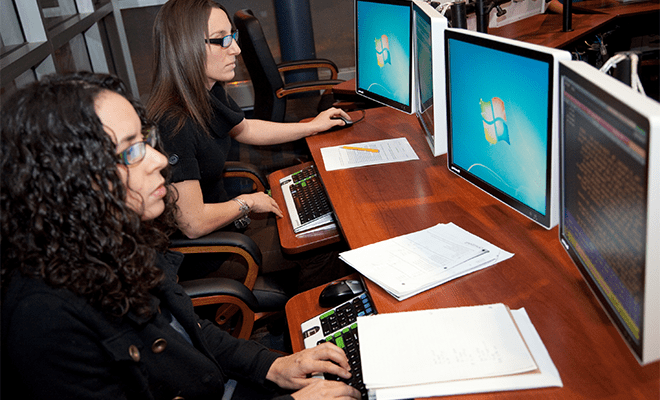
[
  {"xmin": 1, "ymin": 72, "xmax": 178, "ymax": 320},
  {"xmin": 147, "ymin": 0, "xmax": 234, "ymax": 135}
]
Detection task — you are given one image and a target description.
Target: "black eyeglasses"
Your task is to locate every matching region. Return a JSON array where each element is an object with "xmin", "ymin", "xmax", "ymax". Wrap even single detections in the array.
[
  {"xmin": 116, "ymin": 126, "xmax": 158, "ymax": 166},
  {"xmin": 205, "ymin": 31, "xmax": 239, "ymax": 48}
]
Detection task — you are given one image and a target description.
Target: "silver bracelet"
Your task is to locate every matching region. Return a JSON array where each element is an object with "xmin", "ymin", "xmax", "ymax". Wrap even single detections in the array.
[{"xmin": 232, "ymin": 198, "xmax": 251, "ymax": 229}]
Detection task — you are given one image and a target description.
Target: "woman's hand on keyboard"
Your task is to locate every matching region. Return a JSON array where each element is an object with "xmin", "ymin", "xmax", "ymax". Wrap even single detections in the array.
[
  {"xmin": 238, "ymin": 192, "xmax": 283, "ymax": 218},
  {"xmin": 291, "ymin": 379, "xmax": 361, "ymax": 400},
  {"xmin": 266, "ymin": 343, "xmax": 356, "ymax": 390}
]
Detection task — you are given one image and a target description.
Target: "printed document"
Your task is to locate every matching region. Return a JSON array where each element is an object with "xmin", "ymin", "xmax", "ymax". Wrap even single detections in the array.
[
  {"xmin": 321, "ymin": 137, "xmax": 418, "ymax": 171},
  {"xmin": 339, "ymin": 223, "xmax": 513, "ymax": 300}
]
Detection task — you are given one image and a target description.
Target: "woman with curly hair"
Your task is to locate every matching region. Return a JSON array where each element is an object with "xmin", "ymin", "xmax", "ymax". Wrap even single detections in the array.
[{"xmin": 0, "ymin": 72, "xmax": 360, "ymax": 400}]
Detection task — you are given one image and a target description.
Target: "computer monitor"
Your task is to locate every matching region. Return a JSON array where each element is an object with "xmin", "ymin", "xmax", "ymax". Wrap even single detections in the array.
[
  {"xmin": 445, "ymin": 28, "xmax": 571, "ymax": 229},
  {"xmin": 412, "ymin": 0, "xmax": 448, "ymax": 156},
  {"xmin": 355, "ymin": 0, "xmax": 414, "ymax": 114},
  {"xmin": 558, "ymin": 60, "xmax": 660, "ymax": 365}
]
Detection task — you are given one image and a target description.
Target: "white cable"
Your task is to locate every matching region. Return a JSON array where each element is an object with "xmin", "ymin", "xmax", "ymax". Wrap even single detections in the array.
[
  {"xmin": 599, "ymin": 52, "xmax": 646, "ymax": 96},
  {"xmin": 435, "ymin": 1, "xmax": 453, "ymax": 16},
  {"xmin": 599, "ymin": 53, "xmax": 626, "ymax": 75},
  {"xmin": 629, "ymin": 53, "xmax": 646, "ymax": 96}
]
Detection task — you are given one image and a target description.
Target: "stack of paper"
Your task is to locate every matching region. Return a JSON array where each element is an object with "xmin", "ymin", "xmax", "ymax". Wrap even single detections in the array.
[
  {"xmin": 358, "ymin": 304, "xmax": 562, "ymax": 399},
  {"xmin": 339, "ymin": 223, "xmax": 514, "ymax": 301}
]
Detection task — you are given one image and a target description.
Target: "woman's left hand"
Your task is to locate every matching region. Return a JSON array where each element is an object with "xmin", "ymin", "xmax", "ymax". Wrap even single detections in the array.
[
  {"xmin": 266, "ymin": 342, "xmax": 352, "ymax": 390},
  {"xmin": 239, "ymin": 192, "xmax": 283, "ymax": 218},
  {"xmin": 308, "ymin": 108, "xmax": 352, "ymax": 134}
]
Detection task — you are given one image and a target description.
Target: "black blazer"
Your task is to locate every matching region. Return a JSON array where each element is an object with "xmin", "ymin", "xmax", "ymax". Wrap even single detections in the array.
[{"xmin": 1, "ymin": 251, "xmax": 291, "ymax": 400}]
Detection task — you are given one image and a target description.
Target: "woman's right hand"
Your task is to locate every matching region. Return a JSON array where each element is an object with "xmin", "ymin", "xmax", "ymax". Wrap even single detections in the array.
[
  {"xmin": 239, "ymin": 192, "xmax": 283, "ymax": 218},
  {"xmin": 291, "ymin": 379, "xmax": 361, "ymax": 400}
]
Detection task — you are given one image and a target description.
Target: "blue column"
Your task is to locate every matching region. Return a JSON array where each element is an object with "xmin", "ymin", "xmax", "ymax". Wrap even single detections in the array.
[{"xmin": 274, "ymin": 0, "xmax": 318, "ymax": 84}]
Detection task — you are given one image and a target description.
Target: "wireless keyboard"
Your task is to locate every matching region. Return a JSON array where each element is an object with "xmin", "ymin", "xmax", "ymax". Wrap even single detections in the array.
[
  {"xmin": 279, "ymin": 164, "xmax": 335, "ymax": 233},
  {"xmin": 301, "ymin": 286, "xmax": 377, "ymax": 399}
]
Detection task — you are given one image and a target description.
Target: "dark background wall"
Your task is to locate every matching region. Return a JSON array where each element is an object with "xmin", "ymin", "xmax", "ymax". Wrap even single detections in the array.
[{"xmin": 121, "ymin": 0, "xmax": 355, "ymax": 102}]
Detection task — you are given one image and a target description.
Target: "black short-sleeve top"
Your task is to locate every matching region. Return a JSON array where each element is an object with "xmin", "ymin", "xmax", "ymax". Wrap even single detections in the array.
[{"xmin": 159, "ymin": 83, "xmax": 245, "ymax": 204}]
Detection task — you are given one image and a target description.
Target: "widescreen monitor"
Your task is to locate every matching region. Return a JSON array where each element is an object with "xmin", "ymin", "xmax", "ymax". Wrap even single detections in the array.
[
  {"xmin": 559, "ymin": 60, "xmax": 659, "ymax": 365},
  {"xmin": 412, "ymin": 0, "xmax": 448, "ymax": 156},
  {"xmin": 445, "ymin": 28, "xmax": 570, "ymax": 229},
  {"xmin": 355, "ymin": 0, "xmax": 414, "ymax": 114}
]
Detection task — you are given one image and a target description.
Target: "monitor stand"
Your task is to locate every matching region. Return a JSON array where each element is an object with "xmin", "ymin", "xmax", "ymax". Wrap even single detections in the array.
[{"xmin": 563, "ymin": 0, "xmax": 573, "ymax": 32}]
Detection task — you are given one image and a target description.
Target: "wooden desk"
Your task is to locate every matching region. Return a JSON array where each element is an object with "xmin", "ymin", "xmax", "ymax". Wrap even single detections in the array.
[
  {"xmin": 489, "ymin": 12, "xmax": 612, "ymax": 48},
  {"xmin": 285, "ymin": 107, "xmax": 659, "ymax": 399},
  {"xmin": 489, "ymin": 0, "xmax": 659, "ymax": 49}
]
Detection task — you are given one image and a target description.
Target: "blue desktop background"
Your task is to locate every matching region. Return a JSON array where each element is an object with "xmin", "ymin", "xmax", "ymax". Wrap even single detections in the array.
[
  {"xmin": 447, "ymin": 39, "xmax": 551, "ymax": 216},
  {"xmin": 356, "ymin": 1, "xmax": 411, "ymax": 108}
]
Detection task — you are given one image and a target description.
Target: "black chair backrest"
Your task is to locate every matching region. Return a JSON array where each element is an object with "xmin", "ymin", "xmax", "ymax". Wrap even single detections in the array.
[{"xmin": 234, "ymin": 9, "xmax": 287, "ymax": 121}]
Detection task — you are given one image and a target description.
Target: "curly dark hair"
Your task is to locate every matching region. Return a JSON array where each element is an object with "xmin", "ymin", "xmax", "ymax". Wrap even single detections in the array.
[{"xmin": 1, "ymin": 72, "xmax": 179, "ymax": 320}]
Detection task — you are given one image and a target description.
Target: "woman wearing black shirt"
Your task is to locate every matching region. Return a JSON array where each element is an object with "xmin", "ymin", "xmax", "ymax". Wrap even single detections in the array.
[{"xmin": 148, "ymin": 0, "xmax": 351, "ymax": 288}]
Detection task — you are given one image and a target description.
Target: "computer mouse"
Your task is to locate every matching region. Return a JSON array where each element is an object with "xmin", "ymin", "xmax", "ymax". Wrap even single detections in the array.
[
  {"xmin": 326, "ymin": 116, "xmax": 354, "ymax": 132},
  {"xmin": 333, "ymin": 115, "xmax": 355, "ymax": 126},
  {"xmin": 319, "ymin": 279, "xmax": 365, "ymax": 308}
]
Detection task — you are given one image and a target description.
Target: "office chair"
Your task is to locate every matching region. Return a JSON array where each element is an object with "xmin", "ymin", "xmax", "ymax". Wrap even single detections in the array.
[
  {"xmin": 171, "ymin": 161, "xmax": 289, "ymax": 340},
  {"xmin": 173, "ymin": 231, "xmax": 289, "ymax": 339},
  {"xmin": 233, "ymin": 8, "xmax": 345, "ymax": 123},
  {"xmin": 229, "ymin": 9, "xmax": 347, "ymax": 175}
]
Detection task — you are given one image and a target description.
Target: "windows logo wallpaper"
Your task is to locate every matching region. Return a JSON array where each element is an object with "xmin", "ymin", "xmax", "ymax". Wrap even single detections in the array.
[
  {"xmin": 375, "ymin": 34, "xmax": 391, "ymax": 67},
  {"xmin": 480, "ymin": 97, "xmax": 510, "ymax": 145}
]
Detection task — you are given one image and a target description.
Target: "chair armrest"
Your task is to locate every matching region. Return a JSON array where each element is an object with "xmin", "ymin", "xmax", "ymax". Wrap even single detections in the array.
[
  {"xmin": 277, "ymin": 59, "xmax": 340, "ymax": 79},
  {"xmin": 180, "ymin": 277, "xmax": 260, "ymax": 311},
  {"xmin": 170, "ymin": 231, "xmax": 262, "ymax": 290},
  {"xmin": 181, "ymin": 277, "xmax": 259, "ymax": 339},
  {"xmin": 277, "ymin": 79, "xmax": 345, "ymax": 99},
  {"xmin": 224, "ymin": 161, "xmax": 269, "ymax": 192}
]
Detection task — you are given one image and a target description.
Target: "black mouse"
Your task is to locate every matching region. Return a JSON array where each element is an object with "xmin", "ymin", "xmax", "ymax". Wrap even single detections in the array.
[
  {"xmin": 326, "ymin": 116, "xmax": 354, "ymax": 132},
  {"xmin": 319, "ymin": 279, "xmax": 365, "ymax": 308}
]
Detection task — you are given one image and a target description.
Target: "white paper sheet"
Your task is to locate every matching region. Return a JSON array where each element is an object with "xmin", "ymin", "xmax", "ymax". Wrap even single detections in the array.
[
  {"xmin": 365, "ymin": 308, "xmax": 563, "ymax": 399},
  {"xmin": 359, "ymin": 304, "xmax": 538, "ymax": 389},
  {"xmin": 320, "ymin": 137, "xmax": 419, "ymax": 171}
]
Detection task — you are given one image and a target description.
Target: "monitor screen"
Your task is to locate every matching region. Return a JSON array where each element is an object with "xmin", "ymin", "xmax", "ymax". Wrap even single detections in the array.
[
  {"xmin": 559, "ymin": 60, "xmax": 660, "ymax": 365},
  {"xmin": 413, "ymin": 0, "xmax": 448, "ymax": 156},
  {"xmin": 355, "ymin": 0, "xmax": 413, "ymax": 114},
  {"xmin": 445, "ymin": 28, "xmax": 570, "ymax": 229}
]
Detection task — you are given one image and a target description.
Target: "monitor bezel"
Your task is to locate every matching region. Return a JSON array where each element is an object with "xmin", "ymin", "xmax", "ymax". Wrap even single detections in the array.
[
  {"xmin": 444, "ymin": 28, "xmax": 567, "ymax": 229},
  {"xmin": 412, "ymin": 0, "xmax": 448, "ymax": 156},
  {"xmin": 355, "ymin": 0, "xmax": 415, "ymax": 114},
  {"xmin": 558, "ymin": 59, "xmax": 660, "ymax": 365}
]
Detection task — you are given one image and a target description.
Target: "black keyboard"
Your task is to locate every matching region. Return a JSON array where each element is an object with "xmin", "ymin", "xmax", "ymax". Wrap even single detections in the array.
[
  {"xmin": 280, "ymin": 165, "xmax": 334, "ymax": 233},
  {"xmin": 290, "ymin": 165, "xmax": 332, "ymax": 224},
  {"xmin": 320, "ymin": 323, "xmax": 367, "ymax": 398},
  {"xmin": 302, "ymin": 292, "xmax": 377, "ymax": 400}
]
